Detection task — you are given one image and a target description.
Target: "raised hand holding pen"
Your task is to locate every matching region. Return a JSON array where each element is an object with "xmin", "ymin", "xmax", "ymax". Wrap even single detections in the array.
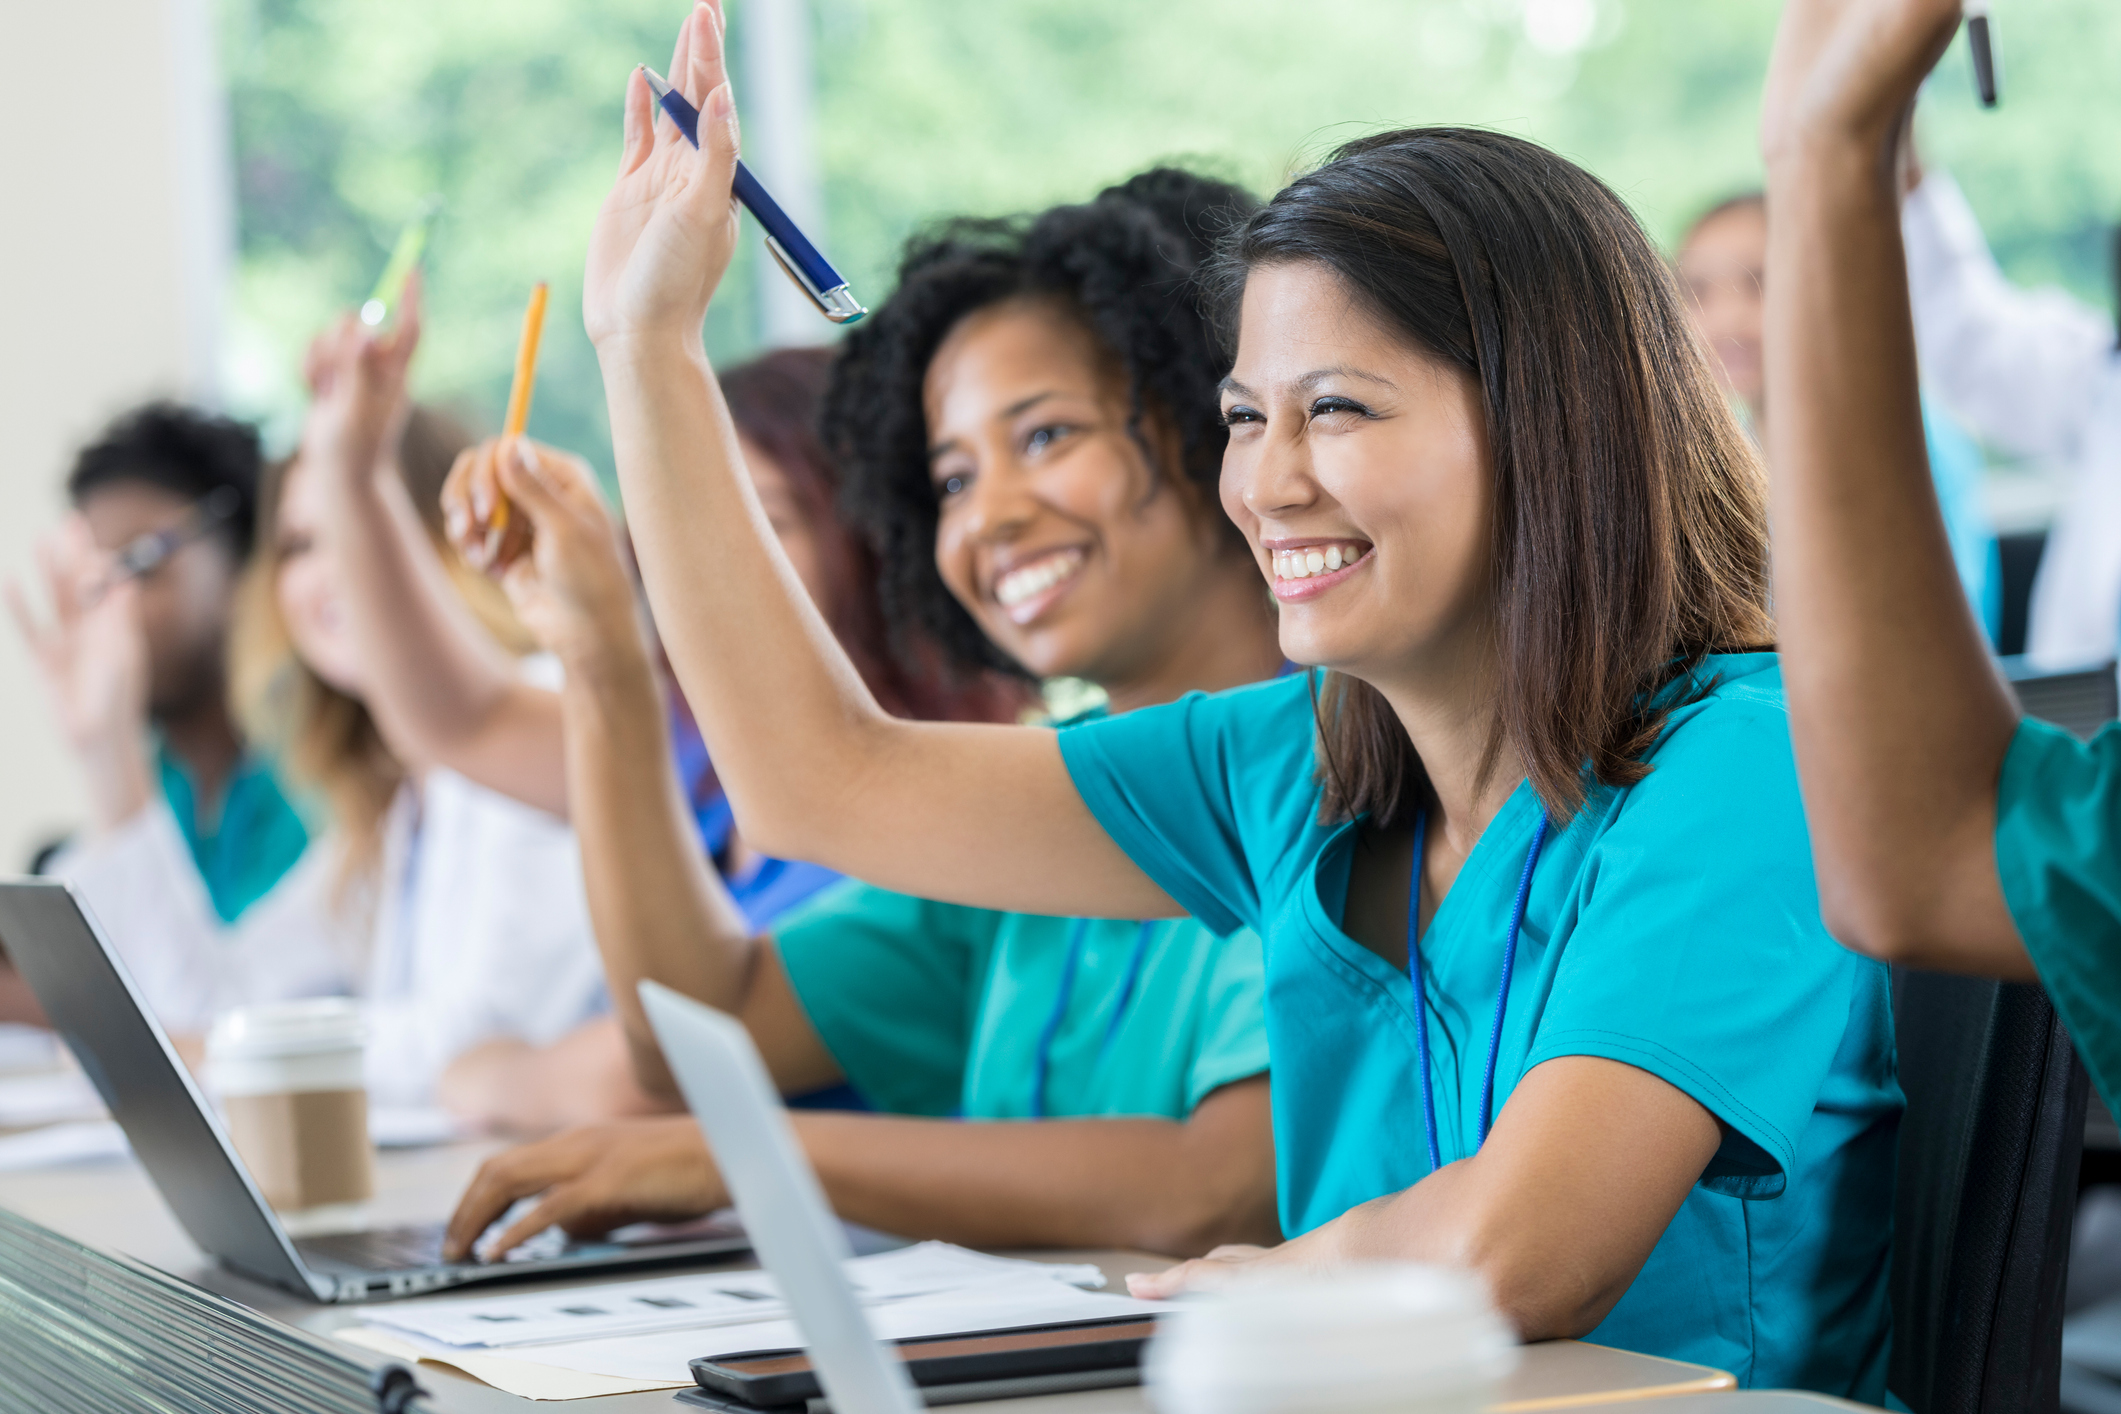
[{"xmin": 583, "ymin": 1, "xmax": 743, "ymax": 353}]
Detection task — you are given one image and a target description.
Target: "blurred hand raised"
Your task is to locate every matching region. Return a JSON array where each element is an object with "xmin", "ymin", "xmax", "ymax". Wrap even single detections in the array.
[
  {"xmin": 5, "ymin": 518, "xmax": 153, "ymax": 828},
  {"xmin": 584, "ymin": 2, "xmax": 744, "ymax": 352},
  {"xmin": 300, "ymin": 271, "xmax": 422, "ymax": 490}
]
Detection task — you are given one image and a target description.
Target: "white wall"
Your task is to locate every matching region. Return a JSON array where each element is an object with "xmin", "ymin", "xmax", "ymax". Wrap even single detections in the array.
[
  {"xmin": 740, "ymin": 0, "xmax": 831, "ymax": 350},
  {"xmin": 0, "ymin": 0, "xmax": 233, "ymax": 868}
]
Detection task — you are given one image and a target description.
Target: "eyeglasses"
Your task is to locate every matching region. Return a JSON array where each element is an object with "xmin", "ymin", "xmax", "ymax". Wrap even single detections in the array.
[{"xmin": 97, "ymin": 486, "xmax": 244, "ymax": 594}]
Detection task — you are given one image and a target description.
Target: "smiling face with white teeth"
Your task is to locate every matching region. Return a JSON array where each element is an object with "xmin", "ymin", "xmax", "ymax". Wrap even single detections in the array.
[
  {"xmin": 1220, "ymin": 261, "xmax": 1496, "ymax": 691},
  {"xmin": 925, "ymin": 297, "xmax": 1261, "ymax": 700}
]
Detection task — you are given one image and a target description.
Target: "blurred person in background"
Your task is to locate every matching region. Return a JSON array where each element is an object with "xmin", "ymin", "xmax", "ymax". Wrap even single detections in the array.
[
  {"xmin": 8, "ymin": 343, "xmax": 646, "ymax": 1132},
  {"xmin": 1900, "ymin": 145, "xmax": 2121, "ymax": 671},
  {"xmin": 1678, "ymin": 192, "xmax": 2000, "ymax": 641},
  {"xmin": 4, "ymin": 405, "xmax": 310, "ymax": 1026}
]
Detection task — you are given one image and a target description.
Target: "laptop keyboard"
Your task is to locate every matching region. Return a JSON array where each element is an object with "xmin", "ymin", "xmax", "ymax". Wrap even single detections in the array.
[
  {"xmin": 296, "ymin": 1220, "xmax": 575, "ymax": 1273},
  {"xmin": 296, "ymin": 1224, "xmax": 451, "ymax": 1272}
]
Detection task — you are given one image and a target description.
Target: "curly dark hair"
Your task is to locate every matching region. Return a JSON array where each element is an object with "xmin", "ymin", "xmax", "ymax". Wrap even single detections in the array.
[
  {"xmin": 822, "ymin": 167, "xmax": 1256, "ymax": 678},
  {"xmin": 67, "ymin": 401, "xmax": 264, "ymax": 558}
]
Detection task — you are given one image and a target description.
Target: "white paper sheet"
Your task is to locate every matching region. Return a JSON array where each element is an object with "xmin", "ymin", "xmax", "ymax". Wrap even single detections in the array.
[
  {"xmin": 0, "ymin": 1025, "xmax": 59, "ymax": 1075},
  {"xmin": 334, "ymin": 1325, "xmax": 673, "ymax": 1401},
  {"xmin": 0, "ymin": 1067, "xmax": 104, "ymax": 1129},
  {"xmin": 367, "ymin": 1106, "xmax": 465, "ymax": 1149},
  {"xmin": 351, "ymin": 1273, "xmax": 1166, "ymax": 1401},
  {"xmin": 364, "ymin": 1242, "xmax": 1106, "ymax": 1350},
  {"xmin": 0, "ymin": 1118, "xmax": 129, "ymax": 1171}
]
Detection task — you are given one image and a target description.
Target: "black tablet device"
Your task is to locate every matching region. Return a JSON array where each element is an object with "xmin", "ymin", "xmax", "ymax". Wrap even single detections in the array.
[{"xmin": 686, "ymin": 1315, "xmax": 1159, "ymax": 1409}]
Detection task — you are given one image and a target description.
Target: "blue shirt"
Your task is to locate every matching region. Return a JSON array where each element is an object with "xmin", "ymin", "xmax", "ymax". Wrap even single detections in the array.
[{"xmin": 1056, "ymin": 655, "xmax": 1899, "ymax": 1399}]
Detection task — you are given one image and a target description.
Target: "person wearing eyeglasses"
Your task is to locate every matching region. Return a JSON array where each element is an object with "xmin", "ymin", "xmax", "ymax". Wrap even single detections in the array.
[{"xmin": 9, "ymin": 405, "xmax": 312, "ymax": 918}]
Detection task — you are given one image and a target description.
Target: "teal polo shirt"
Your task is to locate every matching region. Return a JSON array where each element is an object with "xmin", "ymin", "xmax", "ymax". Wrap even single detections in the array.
[
  {"xmin": 1056, "ymin": 655, "xmax": 1899, "ymax": 1400},
  {"xmin": 156, "ymin": 745, "xmax": 310, "ymax": 924},
  {"xmin": 1995, "ymin": 716, "xmax": 2121, "ymax": 1113},
  {"xmin": 773, "ymin": 881, "xmax": 1268, "ymax": 1123}
]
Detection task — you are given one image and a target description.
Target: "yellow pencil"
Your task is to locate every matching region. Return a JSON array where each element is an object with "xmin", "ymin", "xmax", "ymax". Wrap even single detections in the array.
[{"xmin": 493, "ymin": 281, "xmax": 550, "ymax": 533}]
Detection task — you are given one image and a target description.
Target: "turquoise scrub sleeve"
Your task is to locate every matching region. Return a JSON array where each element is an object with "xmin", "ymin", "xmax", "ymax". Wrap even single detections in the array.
[
  {"xmin": 1522, "ymin": 686, "xmax": 1873, "ymax": 1195},
  {"xmin": 1058, "ymin": 676, "xmax": 1323, "ymax": 938},
  {"xmin": 1995, "ymin": 717, "xmax": 2121, "ymax": 1111},
  {"xmin": 772, "ymin": 881, "xmax": 997, "ymax": 1117}
]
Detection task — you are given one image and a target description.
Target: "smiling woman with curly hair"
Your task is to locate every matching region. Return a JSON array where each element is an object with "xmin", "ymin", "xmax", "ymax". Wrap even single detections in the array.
[{"xmin": 824, "ymin": 167, "xmax": 1265, "ymax": 692}]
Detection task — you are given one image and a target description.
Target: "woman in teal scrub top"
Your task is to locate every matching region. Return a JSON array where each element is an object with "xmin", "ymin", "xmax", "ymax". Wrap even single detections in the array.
[
  {"xmin": 471, "ymin": 13, "xmax": 1900, "ymax": 1398},
  {"xmin": 1755, "ymin": 0, "xmax": 2121, "ymax": 1107},
  {"xmin": 437, "ymin": 169, "xmax": 1288, "ymax": 1264}
]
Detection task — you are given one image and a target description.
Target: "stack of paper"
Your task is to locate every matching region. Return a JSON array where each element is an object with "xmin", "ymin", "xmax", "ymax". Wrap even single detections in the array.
[
  {"xmin": 0, "ymin": 1065, "xmax": 102, "ymax": 1129},
  {"xmin": 341, "ymin": 1242, "xmax": 1166, "ymax": 1401}
]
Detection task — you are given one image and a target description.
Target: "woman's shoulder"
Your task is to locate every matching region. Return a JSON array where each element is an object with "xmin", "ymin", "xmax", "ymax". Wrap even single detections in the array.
[
  {"xmin": 1650, "ymin": 652, "xmax": 1792, "ymax": 756},
  {"xmin": 1066, "ymin": 671, "xmax": 1319, "ymax": 814},
  {"xmin": 1607, "ymin": 652, "xmax": 1805, "ymax": 826}
]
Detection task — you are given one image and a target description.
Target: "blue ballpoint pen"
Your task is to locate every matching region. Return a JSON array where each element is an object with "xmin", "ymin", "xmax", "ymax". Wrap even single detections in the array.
[{"xmin": 640, "ymin": 66, "xmax": 866, "ymax": 325}]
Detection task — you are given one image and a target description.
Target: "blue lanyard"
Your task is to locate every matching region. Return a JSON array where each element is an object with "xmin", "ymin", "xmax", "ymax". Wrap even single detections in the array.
[
  {"xmin": 1030, "ymin": 919, "xmax": 1156, "ymax": 1119},
  {"xmin": 1406, "ymin": 810, "xmax": 1549, "ymax": 1173}
]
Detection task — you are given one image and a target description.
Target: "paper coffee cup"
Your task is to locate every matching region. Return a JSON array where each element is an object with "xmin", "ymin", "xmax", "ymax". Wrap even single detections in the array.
[
  {"xmin": 207, "ymin": 999, "xmax": 374, "ymax": 1213},
  {"xmin": 1145, "ymin": 1264, "xmax": 1519, "ymax": 1414}
]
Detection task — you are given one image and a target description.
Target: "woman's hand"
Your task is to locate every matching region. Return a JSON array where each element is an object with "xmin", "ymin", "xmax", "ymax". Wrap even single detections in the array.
[
  {"xmin": 442, "ymin": 439, "xmax": 645, "ymax": 670},
  {"xmin": 1126, "ymin": 1243, "xmax": 1288, "ymax": 1298},
  {"xmin": 1760, "ymin": 0, "xmax": 1961, "ymax": 171},
  {"xmin": 5, "ymin": 519, "xmax": 154, "ymax": 830},
  {"xmin": 583, "ymin": 1, "xmax": 744, "ymax": 353},
  {"xmin": 299, "ymin": 273, "xmax": 422, "ymax": 498},
  {"xmin": 442, "ymin": 1115, "xmax": 728, "ymax": 1262}
]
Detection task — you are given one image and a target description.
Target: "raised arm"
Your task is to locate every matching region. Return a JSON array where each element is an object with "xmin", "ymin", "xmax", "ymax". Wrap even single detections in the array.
[
  {"xmin": 298, "ymin": 293, "xmax": 569, "ymax": 815},
  {"xmin": 468, "ymin": 441, "xmax": 844, "ymax": 1102},
  {"xmin": 1760, "ymin": 0, "xmax": 2030, "ymax": 976},
  {"xmin": 560, "ymin": 6, "xmax": 1171, "ymax": 919}
]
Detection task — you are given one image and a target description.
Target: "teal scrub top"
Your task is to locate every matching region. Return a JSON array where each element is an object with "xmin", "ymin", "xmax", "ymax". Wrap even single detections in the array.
[
  {"xmin": 773, "ymin": 881, "xmax": 1269, "ymax": 1122},
  {"xmin": 156, "ymin": 745, "xmax": 311, "ymax": 924},
  {"xmin": 1995, "ymin": 717, "xmax": 2121, "ymax": 1112},
  {"xmin": 1057, "ymin": 655, "xmax": 1900, "ymax": 1400}
]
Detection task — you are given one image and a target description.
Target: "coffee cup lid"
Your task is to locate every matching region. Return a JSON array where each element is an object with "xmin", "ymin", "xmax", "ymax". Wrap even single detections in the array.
[
  {"xmin": 207, "ymin": 998, "xmax": 367, "ymax": 1058},
  {"xmin": 1145, "ymin": 1264, "xmax": 1518, "ymax": 1414}
]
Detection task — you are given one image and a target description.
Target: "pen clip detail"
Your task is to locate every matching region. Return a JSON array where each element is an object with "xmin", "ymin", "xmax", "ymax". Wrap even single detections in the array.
[{"xmin": 763, "ymin": 236, "xmax": 868, "ymax": 325}]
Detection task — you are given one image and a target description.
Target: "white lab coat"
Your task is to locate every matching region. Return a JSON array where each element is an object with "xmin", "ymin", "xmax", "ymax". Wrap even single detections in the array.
[
  {"xmin": 50, "ymin": 766, "xmax": 608, "ymax": 1108},
  {"xmin": 1902, "ymin": 172, "xmax": 2121, "ymax": 669}
]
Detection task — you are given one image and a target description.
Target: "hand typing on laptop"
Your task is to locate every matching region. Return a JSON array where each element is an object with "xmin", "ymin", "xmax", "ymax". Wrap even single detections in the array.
[{"xmin": 443, "ymin": 1115, "xmax": 725, "ymax": 1263}]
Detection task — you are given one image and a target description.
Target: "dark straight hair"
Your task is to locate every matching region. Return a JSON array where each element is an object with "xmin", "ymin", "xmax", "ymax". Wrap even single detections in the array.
[{"xmin": 1210, "ymin": 128, "xmax": 1774, "ymax": 826}]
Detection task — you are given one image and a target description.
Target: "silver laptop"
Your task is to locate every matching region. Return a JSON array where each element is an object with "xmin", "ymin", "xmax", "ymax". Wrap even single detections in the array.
[
  {"xmin": 0, "ymin": 879, "xmax": 748, "ymax": 1302},
  {"xmin": 643, "ymin": 979, "xmax": 924, "ymax": 1414}
]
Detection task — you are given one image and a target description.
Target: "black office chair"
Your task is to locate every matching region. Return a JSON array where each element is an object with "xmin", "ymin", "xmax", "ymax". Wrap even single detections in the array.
[{"xmin": 1891, "ymin": 968, "xmax": 2090, "ymax": 1414}]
